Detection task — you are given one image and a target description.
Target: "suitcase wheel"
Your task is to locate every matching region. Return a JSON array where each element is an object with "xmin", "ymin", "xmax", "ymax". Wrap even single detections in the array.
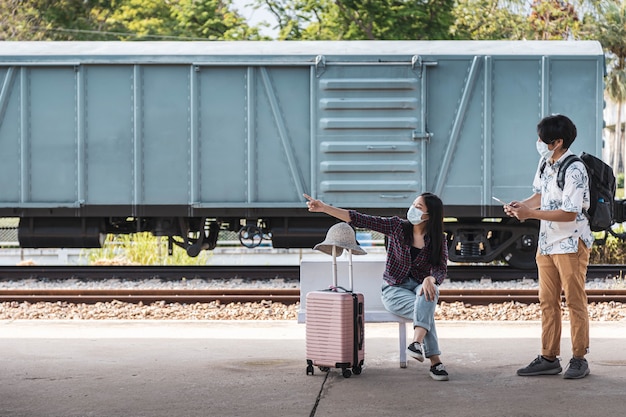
[
  {"xmin": 342, "ymin": 368, "xmax": 352, "ymax": 378},
  {"xmin": 352, "ymin": 365, "xmax": 362, "ymax": 375},
  {"xmin": 306, "ymin": 364, "xmax": 314, "ymax": 376},
  {"xmin": 319, "ymin": 367, "xmax": 330, "ymax": 372}
]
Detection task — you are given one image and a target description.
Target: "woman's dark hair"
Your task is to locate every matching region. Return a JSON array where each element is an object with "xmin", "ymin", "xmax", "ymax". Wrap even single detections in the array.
[
  {"xmin": 402, "ymin": 192, "xmax": 445, "ymax": 266},
  {"xmin": 537, "ymin": 114, "xmax": 577, "ymax": 149}
]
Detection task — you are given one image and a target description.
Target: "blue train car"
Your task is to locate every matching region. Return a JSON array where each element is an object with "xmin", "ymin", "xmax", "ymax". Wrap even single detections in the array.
[{"xmin": 0, "ymin": 41, "xmax": 606, "ymax": 268}]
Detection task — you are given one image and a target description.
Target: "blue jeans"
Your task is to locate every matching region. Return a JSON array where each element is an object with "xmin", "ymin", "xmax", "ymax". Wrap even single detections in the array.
[{"xmin": 381, "ymin": 279, "xmax": 441, "ymax": 358}]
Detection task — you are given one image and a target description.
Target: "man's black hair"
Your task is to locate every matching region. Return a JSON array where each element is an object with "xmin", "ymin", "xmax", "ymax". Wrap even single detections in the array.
[{"xmin": 537, "ymin": 114, "xmax": 577, "ymax": 149}]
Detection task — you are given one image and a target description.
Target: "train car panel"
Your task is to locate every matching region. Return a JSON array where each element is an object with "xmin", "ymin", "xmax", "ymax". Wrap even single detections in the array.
[
  {"xmin": 436, "ymin": 59, "xmax": 487, "ymax": 204},
  {"xmin": 84, "ymin": 65, "xmax": 135, "ymax": 205},
  {"xmin": 0, "ymin": 67, "xmax": 21, "ymax": 203},
  {"xmin": 142, "ymin": 65, "xmax": 191, "ymax": 205},
  {"xmin": 548, "ymin": 57, "xmax": 603, "ymax": 157},
  {"xmin": 197, "ymin": 66, "xmax": 249, "ymax": 203},
  {"xmin": 29, "ymin": 66, "xmax": 78, "ymax": 204},
  {"xmin": 253, "ymin": 67, "xmax": 310, "ymax": 203},
  {"xmin": 490, "ymin": 58, "xmax": 543, "ymax": 203},
  {"xmin": 424, "ymin": 56, "xmax": 487, "ymax": 206}
]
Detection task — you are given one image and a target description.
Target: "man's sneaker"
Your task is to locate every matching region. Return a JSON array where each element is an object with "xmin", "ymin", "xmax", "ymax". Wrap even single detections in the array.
[
  {"xmin": 407, "ymin": 341, "xmax": 424, "ymax": 362},
  {"xmin": 517, "ymin": 355, "xmax": 562, "ymax": 376},
  {"xmin": 429, "ymin": 363, "xmax": 449, "ymax": 381},
  {"xmin": 563, "ymin": 357, "xmax": 590, "ymax": 379}
]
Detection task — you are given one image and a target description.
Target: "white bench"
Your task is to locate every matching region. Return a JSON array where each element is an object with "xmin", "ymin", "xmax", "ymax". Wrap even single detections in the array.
[{"xmin": 298, "ymin": 255, "xmax": 412, "ymax": 368}]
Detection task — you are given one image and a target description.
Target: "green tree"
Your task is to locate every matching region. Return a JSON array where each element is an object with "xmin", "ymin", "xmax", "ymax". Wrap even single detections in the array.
[
  {"xmin": 103, "ymin": 0, "xmax": 177, "ymax": 39},
  {"xmin": 104, "ymin": 0, "xmax": 258, "ymax": 40},
  {"xmin": 595, "ymin": 1, "xmax": 626, "ymax": 175},
  {"xmin": 527, "ymin": 0, "xmax": 581, "ymax": 39},
  {"xmin": 0, "ymin": 0, "xmax": 258, "ymax": 40},
  {"xmin": 0, "ymin": 0, "xmax": 112, "ymax": 40},
  {"xmin": 172, "ymin": 0, "xmax": 261, "ymax": 40},
  {"xmin": 0, "ymin": 0, "xmax": 40, "ymax": 40},
  {"xmin": 451, "ymin": 0, "xmax": 599, "ymax": 40},
  {"xmin": 339, "ymin": 0, "xmax": 456, "ymax": 40},
  {"xmin": 256, "ymin": 0, "xmax": 455, "ymax": 40},
  {"xmin": 451, "ymin": 0, "xmax": 528, "ymax": 39}
]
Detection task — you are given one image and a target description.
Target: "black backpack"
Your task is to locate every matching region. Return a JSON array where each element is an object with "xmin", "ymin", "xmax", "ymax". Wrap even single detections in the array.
[{"xmin": 540, "ymin": 152, "xmax": 615, "ymax": 232}]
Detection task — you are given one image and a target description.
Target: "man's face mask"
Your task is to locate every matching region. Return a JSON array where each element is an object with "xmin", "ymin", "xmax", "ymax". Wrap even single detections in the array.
[{"xmin": 536, "ymin": 139, "xmax": 556, "ymax": 160}]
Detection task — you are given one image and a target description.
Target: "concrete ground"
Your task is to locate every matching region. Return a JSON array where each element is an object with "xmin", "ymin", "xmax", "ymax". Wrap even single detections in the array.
[{"xmin": 1, "ymin": 320, "xmax": 626, "ymax": 417}]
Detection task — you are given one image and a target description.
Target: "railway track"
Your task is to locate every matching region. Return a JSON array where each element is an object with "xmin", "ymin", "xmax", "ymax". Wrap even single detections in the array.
[
  {"xmin": 0, "ymin": 288, "xmax": 300, "ymax": 304},
  {"xmin": 0, "ymin": 265, "xmax": 301, "ymax": 281},
  {"xmin": 0, "ymin": 264, "xmax": 624, "ymax": 281}
]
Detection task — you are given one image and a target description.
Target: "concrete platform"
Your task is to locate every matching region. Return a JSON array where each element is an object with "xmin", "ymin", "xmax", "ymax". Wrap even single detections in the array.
[{"xmin": 1, "ymin": 320, "xmax": 626, "ymax": 417}]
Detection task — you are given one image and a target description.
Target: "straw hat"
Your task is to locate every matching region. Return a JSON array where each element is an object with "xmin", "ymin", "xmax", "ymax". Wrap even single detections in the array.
[{"xmin": 313, "ymin": 222, "xmax": 367, "ymax": 256}]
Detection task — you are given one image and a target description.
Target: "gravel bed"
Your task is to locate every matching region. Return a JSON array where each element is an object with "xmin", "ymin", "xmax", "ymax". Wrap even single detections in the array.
[
  {"xmin": 2, "ymin": 300, "xmax": 626, "ymax": 321},
  {"xmin": 1, "ymin": 277, "xmax": 625, "ymax": 321}
]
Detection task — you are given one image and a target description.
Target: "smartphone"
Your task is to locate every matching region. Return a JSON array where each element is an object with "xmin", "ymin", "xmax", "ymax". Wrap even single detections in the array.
[{"xmin": 492, "ymin": 196, "xmax": 508, "ymax": 206}]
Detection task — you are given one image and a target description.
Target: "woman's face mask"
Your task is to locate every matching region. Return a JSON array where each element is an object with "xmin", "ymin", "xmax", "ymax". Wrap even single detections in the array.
[
  {"xmin": 536, "ymin": 139, "xmax": 556, "ymax": 160},
  {"xmin": 407, "ymin": 205, "xmax": 426, "ymax": 225}
]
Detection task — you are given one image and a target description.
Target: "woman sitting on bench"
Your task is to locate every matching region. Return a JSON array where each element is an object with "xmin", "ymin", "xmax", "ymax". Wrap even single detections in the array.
[{"xmin": 303, "ymin": 192, "xmax": 449, "ymax": 381}]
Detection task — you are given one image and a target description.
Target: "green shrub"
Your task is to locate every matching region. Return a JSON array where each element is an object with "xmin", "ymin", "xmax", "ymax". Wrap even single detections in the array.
[
  {"xmin": 590, "ymin": 232, "xmax": 626, "ymax": 264},
  {"xmin": 83, "ymin": 233, "xmax": 210, "ymax": 265}
]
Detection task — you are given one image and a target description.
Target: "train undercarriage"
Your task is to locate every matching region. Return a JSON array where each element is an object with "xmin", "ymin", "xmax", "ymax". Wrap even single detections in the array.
[
  {"xmin": 13, "ymin": 199, "xmax": 626, "ymax": 270},
  {"xmin": 14, "ymin": 214, "xmax": 549, "ymax": 270}
]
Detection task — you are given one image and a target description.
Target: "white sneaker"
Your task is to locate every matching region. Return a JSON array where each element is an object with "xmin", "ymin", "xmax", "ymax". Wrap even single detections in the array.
[
  {"xmin": 407, "ymin": 341, "xmax": 424, "ymax": 362},
  {"xmin": 429, "ymin": 363, "xmax": 449, "ymax": 381}
]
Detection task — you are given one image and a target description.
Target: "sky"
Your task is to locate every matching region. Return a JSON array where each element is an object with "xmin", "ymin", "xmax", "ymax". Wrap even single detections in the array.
[{"xmin": 231, "ymin": 0, "xmax": 279, "ymax": 38}]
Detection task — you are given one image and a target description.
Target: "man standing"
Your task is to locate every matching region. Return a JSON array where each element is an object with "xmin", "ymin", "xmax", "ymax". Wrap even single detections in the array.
[{"xmin": 504, "ymin": 114, "xmax": 594, "ymax": 379}]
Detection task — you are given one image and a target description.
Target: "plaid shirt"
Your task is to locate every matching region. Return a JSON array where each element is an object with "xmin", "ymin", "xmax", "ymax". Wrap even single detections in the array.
[{"xmin": 349, "ymin": 210, "xmax": 448, "ymax": 286}]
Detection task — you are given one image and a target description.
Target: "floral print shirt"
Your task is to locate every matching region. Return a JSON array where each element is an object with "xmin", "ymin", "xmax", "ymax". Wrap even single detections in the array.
[{"xmin": 532, "ymin": 150, "xmax": 594, "ymax": 255}]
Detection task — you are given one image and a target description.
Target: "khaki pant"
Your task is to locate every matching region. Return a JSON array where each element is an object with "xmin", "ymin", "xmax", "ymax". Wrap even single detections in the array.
[{"xmin": 535, "ymin": 240, "xmax": 590, "ymax": 358}]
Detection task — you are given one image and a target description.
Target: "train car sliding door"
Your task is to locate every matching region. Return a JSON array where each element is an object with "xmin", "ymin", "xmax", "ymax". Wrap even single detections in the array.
[{"xmin": 314, "ymin": 57, "xmax": 431, "ymax": 210}]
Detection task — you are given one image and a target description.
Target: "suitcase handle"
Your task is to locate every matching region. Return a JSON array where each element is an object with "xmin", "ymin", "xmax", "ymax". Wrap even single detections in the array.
[
  {"xmin": 324, "ymin": 285, "xmax": 351, "ymax": 293},
  {"xmin": 330, "ymin": 246, "xmax": 355, "ymax": 291}
]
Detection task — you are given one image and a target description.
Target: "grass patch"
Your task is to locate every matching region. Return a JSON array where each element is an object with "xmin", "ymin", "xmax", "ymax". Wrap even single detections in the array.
[{"xmin": 83, "ymin": 233, "xmax": 210, "ymax": 266}]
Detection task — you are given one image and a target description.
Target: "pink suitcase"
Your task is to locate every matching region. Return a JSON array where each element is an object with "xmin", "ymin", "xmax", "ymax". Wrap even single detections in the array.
[{"xmin": 305, "ymin": 246, "xmax": 365, "ymax": 378}]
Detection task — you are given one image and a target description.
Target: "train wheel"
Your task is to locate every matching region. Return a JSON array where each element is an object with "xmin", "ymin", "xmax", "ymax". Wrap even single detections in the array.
[
  {"xmin": 238, "ymin": 225, "xmax": 263, "ymax": 248},
  {"xmin": 495, "ymin": 219, "xmax": 539, "ymax": 269},
  {"xmin": 186, "ymin": 242, "xmax": 206, "ymax": 257},
  {"xmin": 501, "ymin": 236, "xmax": 537, "ymax": 269}
]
